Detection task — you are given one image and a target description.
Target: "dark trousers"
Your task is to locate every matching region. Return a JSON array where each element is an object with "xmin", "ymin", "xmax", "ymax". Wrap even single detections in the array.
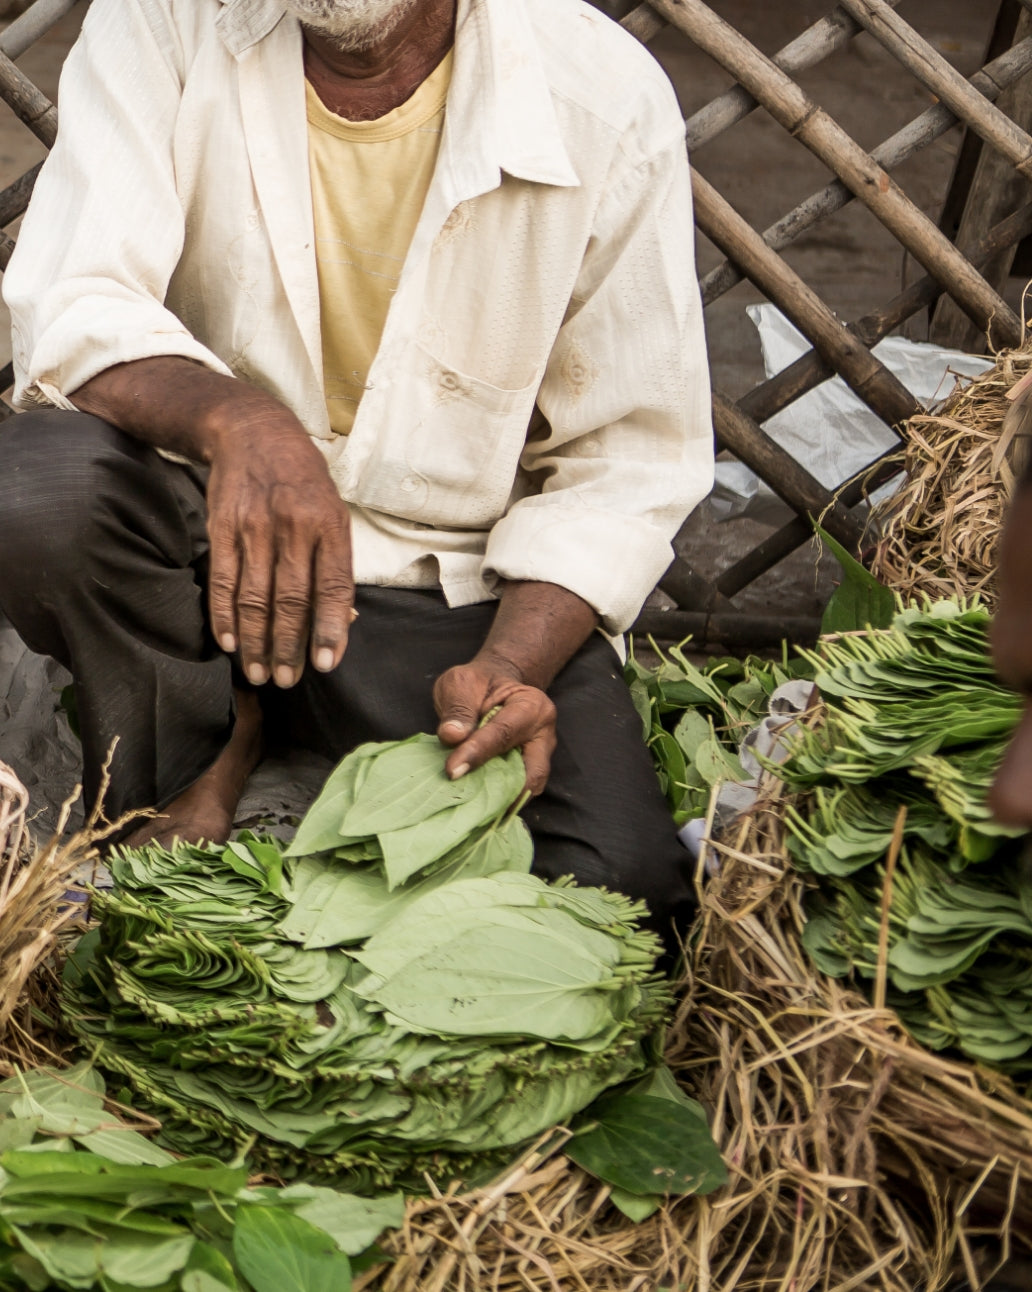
[{"xmin": 0, "ymin": 410, "xmax": 694, "ymax": 932}]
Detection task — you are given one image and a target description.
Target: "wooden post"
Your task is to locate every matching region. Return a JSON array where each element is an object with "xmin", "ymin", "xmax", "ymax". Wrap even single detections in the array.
[
  {"xmin": 0, "ymin": 46, "xmax": 55, "ymax": 148},
  {"xmin": 837, "ymin": 0, "xmax": 1032, "ymax": 179},
  {"xmin": 692, "ymin": 173, "xmax": 920, "ymax": 430},
  {"xmin": 700, "ymin": 36, "xmax": 1032, "ymax": 306},
  {"xmin": 711, "ymin": 391, "xmax": 866, "ymax": 553},
  {"xmin": 649, "ymin": 0, "xmax": 1023, "ymax": 347},
  {"xmin": 684, "ymin": 2, "xmax": 905, "ymax": 152},
  {"xmin": 713, "ymin": 200, "xmax": 1032, "ymax": 598},
  {"xmin": 931, "ymin": 10, "xmax": 1032, "ymax": 350},
  {"xmin": 619, "ymin": 2, "xmax": 666, "ymax": 42}
]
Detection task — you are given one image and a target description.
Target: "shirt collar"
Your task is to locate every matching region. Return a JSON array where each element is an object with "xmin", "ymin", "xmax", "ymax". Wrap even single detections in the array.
[
  {"xmin": 214, "ymin": 0, "xmax": 285, "ymax": 55},
  {"xmin": 215, "ymin": 0, "xmax": 579, "ymax": 189}
]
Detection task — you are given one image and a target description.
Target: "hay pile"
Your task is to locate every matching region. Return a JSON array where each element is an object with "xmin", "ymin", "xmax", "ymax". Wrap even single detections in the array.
[
  {"xmin": 870, "ymin": 348, "xmax": 1032, "ymax": 609},
  {"xmin": 0, "ymin": 760, "xmax": 98, "ymax": 1074}
]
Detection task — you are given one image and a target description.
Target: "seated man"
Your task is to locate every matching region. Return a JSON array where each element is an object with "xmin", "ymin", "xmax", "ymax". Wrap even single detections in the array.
[{"xmin": 0, "ymin": 0, "xmax": 713, "ymax": 937}]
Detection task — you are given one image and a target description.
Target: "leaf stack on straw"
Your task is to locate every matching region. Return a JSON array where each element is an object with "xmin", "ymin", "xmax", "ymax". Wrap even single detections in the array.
[
  {"xmin": 63, "ymin": 735, "xmax": 671, "ymax": 1190},
  {"xmin": 780, "ymin": 601, "xmax": 1032, "ymax": 1078},
  {"xmin": 870, "ymin": 347, "xmax": 1032, "ymax": 609}
]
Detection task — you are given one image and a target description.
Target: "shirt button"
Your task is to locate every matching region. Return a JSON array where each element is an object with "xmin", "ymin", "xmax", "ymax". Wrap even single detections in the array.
[{"xmin": 401, "ymin": 475, "xmax": 419, "ymax": 492}]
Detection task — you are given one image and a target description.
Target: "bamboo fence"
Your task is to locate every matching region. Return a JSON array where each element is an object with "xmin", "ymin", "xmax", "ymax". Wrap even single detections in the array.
[{"xmin": 0, "ymin": 0, "xmax": 1029, "ymax": 641}]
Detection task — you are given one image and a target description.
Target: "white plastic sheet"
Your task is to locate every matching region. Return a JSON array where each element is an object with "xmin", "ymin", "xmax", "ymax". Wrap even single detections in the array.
[{"xmin": 711, "ymin": 304, "xmax": 994, "ymax": 524}]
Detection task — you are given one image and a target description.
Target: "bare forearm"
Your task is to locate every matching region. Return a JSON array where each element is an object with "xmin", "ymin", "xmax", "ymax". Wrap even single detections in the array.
[
  {"xmin": 71, "ymin": 356, "xmax": 307, "ymax": 461},
  {"xmin": 474, "ymin": 581, "xmax": 599, "ymax": 692}
]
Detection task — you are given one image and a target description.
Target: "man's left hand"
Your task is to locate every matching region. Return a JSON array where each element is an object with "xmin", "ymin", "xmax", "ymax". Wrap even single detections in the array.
[{"xmin": 433, "ymin": 658, "xmax": 556, "ymax": 796}]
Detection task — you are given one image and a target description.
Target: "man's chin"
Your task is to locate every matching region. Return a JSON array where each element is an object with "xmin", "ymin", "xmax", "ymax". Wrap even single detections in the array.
[{"xmin": 278, "ymin": 0, "xmax": 418, "ymax": 49}]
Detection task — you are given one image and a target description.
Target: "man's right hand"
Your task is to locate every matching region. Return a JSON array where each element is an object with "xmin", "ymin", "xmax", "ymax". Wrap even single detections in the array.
[{"xmin": 71, "ymin": 357, "xmax": 354, "ymax": 686}]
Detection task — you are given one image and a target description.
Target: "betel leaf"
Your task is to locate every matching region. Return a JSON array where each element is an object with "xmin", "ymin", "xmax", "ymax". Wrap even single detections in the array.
[
  {"xmin": 608, "ymin": 1187, "xmax": 660, "ymax": 1222},
  {"xmin": 232, "ymin": 1204, "xmax": 352, "ymax": 1292},
  {"xmin": 246, "ymin": 1185, "xmax": 405, "ymax": 1256},
  {"xmin": 180, "ymin": 1241, "xmax": 240, "ymax": 1292},
  {"xmin": 567, "ymin": 1093, "xmax": 727, "ymax": 1198},
  {"xmin": 817, "ymin": 526, "xmax": 895, "ymax": 635},
  {"xmin": 340, "ymin": 735, "xmax": 482, "ymax": 836}
]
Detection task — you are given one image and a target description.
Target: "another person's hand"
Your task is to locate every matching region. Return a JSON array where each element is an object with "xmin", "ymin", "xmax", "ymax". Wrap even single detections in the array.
[
  {"xmin": 990, "ymin": 478, "xmax": 1032, "ymax": 826},
  {"xmin": 433, "ymin": 656, "xmax": 557, "ymax": 796},
  {"xmin": 206, "ymin": 412, "xmax": 354, "ymax": 688}
]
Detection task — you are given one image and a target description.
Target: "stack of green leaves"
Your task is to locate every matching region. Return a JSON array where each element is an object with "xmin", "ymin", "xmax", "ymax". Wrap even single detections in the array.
[
  {"xmin": 624, "ymin": 640, "xmax": 812, "ymax": 824},
  {"xmin": 778, "ymin": 600, "xmax": 1032, "ymax": 1081},
  {"xmin": 0, "ymin": 1063, "xmax": 402, "ymax": 1292},
  {"xmin": 62, "ymin": 735, "xmax": 672, "ymax": 1188}
]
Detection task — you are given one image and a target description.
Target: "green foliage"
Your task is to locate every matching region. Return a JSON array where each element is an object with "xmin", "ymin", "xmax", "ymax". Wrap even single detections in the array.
[
  {"xmin": 567, "ymin": 1067, "xmax": 726, "ymax": 1207},
  {"xmin": 624, "ymin": 640, "xmax": 811, "ymax": 825},
  {"xmin": 816, "ymin": 526, "xmax": 896, "ymax": 635},
  {"xmin": 0, "ymin": 1065, "xmax": 401, "ymax": 1292},
  {"xmin": 62, "ymin": 738, "xmax": 674, "ymax": 1190},
  {"xmin": 780, "ymin": 600, "xmax": 1032, "ymax": 1082}
]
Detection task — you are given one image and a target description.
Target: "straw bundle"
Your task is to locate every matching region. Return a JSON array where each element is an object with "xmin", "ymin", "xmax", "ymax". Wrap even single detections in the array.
[
  {"xmin": 353, "ymin": 780, "xmax": 1032, "ymax": 1292},
  {"xmin": 0, "ymin": 758, "xmax": 94, "ymax": 1073},
  {"xmin": 870, "ymin": 348, "xmax": 1032, "ymax": 609}
]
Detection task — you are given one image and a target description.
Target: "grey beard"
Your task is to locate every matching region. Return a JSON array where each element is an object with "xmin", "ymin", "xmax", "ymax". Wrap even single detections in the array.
[{"xmin": 279, "ymin": 0, "xmax": 420, "ymax": 50}]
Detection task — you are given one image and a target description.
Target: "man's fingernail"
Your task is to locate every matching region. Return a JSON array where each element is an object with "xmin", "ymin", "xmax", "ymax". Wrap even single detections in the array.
[
  {"xmin": 349, "ymin": 608, "xmax": 360, "ymax": 623},
  {"xmin": 315, "ymin": 647, "xmax": 335, "ymax": 672},
  {"xmin": 246, "ymin": 663, "xmax": 269, "ymax": 686},
  {"xmin": 274, "ymin": 664, "xmax": 296, "ymax": 689},
  {"xmin": 219, "ymin": 633, "xmax": 236, "ymax": 653},
  {"xmin": 450, "ymin": 762, "xmax": 470, "ymax": 779}
]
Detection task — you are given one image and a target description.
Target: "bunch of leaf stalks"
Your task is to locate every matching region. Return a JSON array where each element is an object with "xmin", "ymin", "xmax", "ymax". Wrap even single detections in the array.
[
  {"xmin": 0, "ymin": 1063, "xmax": 403, "ymax": 1292},
  {"xmin": 623, "ymin": 641, "xmax": 811, "ymax": 825},
  {"xmin": 779, "ymin": 600, "xmax": 1032, "ymax": 1081},
  {"xmin": 62, "ymin": 734, "xmax": 670, "ymax": 1189}
]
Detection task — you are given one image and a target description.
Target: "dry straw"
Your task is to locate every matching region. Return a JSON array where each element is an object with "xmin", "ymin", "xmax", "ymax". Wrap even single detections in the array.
[
  {"xmin": 0, "ymin": 758, "xmax": 113, "ymax": 1074},
  {"xmin": 870, "ymin": 347, "xmax": 1032, "ymax": 608}
]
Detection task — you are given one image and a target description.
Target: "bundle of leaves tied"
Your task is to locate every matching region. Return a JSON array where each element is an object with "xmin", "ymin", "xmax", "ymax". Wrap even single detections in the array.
[
  {"xmin": 624, "ymin": 639, "xmax": 812, "ymax": 825},
  {"xmin": 62, "ymin": 734, "xmax": 673, "ymax": 1188},
  {"xmin": 778, "ymin": 600, "xmax": 1032, "ymax": 1081}
]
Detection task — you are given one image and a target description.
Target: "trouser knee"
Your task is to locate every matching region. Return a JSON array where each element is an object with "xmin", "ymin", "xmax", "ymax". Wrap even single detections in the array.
[{"xmin": 0, "ymin": 411, "xmax": 134, "ymax": 573}]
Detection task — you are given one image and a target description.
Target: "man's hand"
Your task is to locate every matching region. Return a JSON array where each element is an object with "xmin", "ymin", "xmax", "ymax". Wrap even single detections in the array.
[
  {"xmin": 990, "ymin": 477, "xmax": 1032, "ymax": 826},
  {"xmin": 434, "ymin": 657, "xmax": 556, "ymax": 795},
  {"xmin": 206, "ymin": 416, "xmax": 353, "ymax": 687},
  {"xmin": 432, "ymin": 581, "xmax": 599, "ymax": 795},
  {"xmin": 71, "ymin": 357, "xmax": 354, "ymax": 685}
]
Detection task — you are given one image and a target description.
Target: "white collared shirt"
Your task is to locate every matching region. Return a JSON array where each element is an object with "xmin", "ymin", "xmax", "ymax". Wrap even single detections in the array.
[{"xmin": 3, "ymin": 0, "xmax": 714, "ymax": 634}]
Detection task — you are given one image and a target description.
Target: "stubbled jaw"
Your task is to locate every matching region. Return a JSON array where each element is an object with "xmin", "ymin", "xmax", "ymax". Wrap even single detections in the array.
[{"xmin": 278, "ymin": 0, "xmax": 420, "ymax": 50}]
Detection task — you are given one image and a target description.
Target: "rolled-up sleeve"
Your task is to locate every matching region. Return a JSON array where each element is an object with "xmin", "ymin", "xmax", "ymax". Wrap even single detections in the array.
[
  {"xmin": 482, "ymin": 127, "xmax": 714, "ymax": 636},
  {"xmin": 3, "ymin": 0, "xmax": 233, "ymax": 411}
]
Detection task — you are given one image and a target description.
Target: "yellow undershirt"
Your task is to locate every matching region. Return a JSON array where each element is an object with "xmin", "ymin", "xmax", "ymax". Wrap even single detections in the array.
[{"xmin": 307, "ymin": 52, "xmax": 452, "ymax": 436}]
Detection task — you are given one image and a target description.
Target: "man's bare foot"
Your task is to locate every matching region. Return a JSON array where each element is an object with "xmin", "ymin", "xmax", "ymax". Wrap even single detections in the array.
[{"xmin": 121, "ymin": 689, "xmax": 264, "ymax": 850}]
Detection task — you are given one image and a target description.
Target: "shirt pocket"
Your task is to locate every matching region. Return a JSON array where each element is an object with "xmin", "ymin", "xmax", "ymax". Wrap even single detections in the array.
[{"xmin": 352, "ymin": 343, "xmax": 541, "ymax": 530}]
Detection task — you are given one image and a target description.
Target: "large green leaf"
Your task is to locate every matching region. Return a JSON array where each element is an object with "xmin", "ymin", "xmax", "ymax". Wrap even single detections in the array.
[
  {"xmin": 817, "ymin": 526, "xmax": 895, "ymax": 635},
  {"xmin": 567, "ymin": 1093, "xmax": 727, "ymax": 1197},
  {"xmin": 232, "ymin": 1204, "xmax": 352, "ymax": 1292},
  {"xmin": 246, "ymin": 1186, "xmax": 405, "ymax": 1256}
]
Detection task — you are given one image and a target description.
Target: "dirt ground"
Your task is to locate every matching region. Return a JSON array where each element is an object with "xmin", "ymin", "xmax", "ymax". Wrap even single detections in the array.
[{"xmin": 0, "ymin": 0, "xmax": 1008, "ymax": 624}]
